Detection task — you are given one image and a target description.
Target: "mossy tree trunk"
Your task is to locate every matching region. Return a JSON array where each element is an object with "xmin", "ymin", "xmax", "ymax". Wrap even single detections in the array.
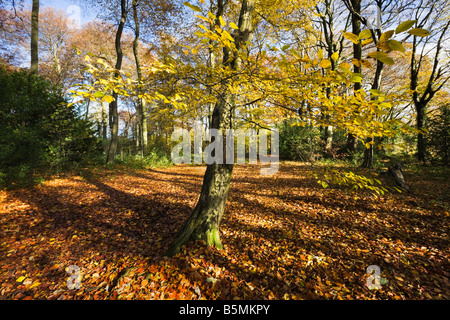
[{"xmin": 165, "ymin": 0, "xmax": 256, "ymax": 256}]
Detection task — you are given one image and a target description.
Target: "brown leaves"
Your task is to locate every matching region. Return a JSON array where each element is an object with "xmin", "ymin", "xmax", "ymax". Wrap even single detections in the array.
[{"xmin": 0, "ymin": 164, "xmax": 448, "ymax": 300}]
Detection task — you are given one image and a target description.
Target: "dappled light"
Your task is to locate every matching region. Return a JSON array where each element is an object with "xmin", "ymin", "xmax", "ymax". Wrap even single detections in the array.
[{"xmin": 1, "ymin": 164, "xmax": 448, "ymax": 300}]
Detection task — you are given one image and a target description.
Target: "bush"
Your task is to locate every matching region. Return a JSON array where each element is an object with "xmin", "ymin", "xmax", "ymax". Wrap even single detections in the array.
[
  {"xmin": 113, "ymin": 149, "xmax": 172, "ymax": 169},
  {"xmin": 278, "ymin": 119, "xmax": 322, "ymax": 161},
  {"xmin": 0, "ymin": 68, "xmax": 102, "ymax": 188},
  {"xmin": 427, "ymin": 104, "xmax": 449, "ymax": 166}
]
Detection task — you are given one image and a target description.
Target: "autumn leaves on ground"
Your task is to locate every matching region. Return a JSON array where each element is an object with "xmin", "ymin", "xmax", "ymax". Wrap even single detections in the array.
[{"xmin": 0, "ymin": 163, "xmax": 448, "ymax": 300}]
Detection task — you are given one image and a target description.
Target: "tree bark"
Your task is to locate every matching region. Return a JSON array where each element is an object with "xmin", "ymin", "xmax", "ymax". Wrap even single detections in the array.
[
  {"xmin": 132, "ymin": 0, "xmax": 147, "ymax": 156},
  {"xmin": 341, "ymin": 0, "xmax": 361, "ymax": 158},
  {"xmin": 30, "ymin": 0, "xmax": 39, "ymax": 75},
  {"xmin": 166, "ymin": 0, "xmax": 256, "ymax": 256},
  {"xmin": 388, "ymin": 162, "xmax": 410, "ymax": 191},
  {"xmin": 106, "ymin": 0, "xmax": 128, "ymax": 164},
  {"xmin": 416, "ymin": 102, "xmax": 427, "ymax": 162},
  {"xmin": 362, "ymin": 46, "xmax": 384, "ymax": 168}
]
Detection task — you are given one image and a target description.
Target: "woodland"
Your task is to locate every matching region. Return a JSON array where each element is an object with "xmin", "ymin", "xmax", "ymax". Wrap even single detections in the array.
[{"xmin": 0, "ymin": 0, "xmax": 449, "ymax": 301}]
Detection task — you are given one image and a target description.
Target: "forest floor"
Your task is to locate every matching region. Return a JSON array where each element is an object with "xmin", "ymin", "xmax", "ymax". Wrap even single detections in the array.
[{"xmin": 0, "ymin": 162, "xmax": 448, "ymax": 300}]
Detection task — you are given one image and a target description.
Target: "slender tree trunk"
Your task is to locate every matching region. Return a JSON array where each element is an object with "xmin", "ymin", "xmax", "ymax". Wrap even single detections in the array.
[
  {"xmin": 30, "ymin": 0, "xmax": 39, "ymax": 75},
  {"xmin": 101, "ymin": 101, "xmax": 108, "ymax": 140},
  {"xmin": 362, "ymin": 42, "xmax": 384, "ymax": 168},
  {"xmin": 166, "ymin": 0, "xmax": 256, "ymax": 256},
  {"xmin": 132, "ymin": 0, "xmax": 147, "ymax": 156},
  {"xmin": 324, "ymin": 125, "xmax": 333, "ymax": 151},
  {"xmin": 106, "ymin": 0, "xmax": 128, "ymax": 164},
  {"xmin": 342, "ymin": 0, "xmax": 361, "ymax": 158},
  {"xmin": 416, "ymin": 102, "xmax": 427, "ymax": 162}
]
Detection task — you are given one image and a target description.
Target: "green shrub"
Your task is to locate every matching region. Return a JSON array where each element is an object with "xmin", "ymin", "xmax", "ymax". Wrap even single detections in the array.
[
  {"xmin": 0, "ymin": 68, "xmax": 103, "ymax": 189},
  {"xmin": 277, "ymin": 119, "xmax": 322, "ymax": 161},
  {"xmin": 427, "ymin": 104, "xmax": 449, "ymax": 166}
]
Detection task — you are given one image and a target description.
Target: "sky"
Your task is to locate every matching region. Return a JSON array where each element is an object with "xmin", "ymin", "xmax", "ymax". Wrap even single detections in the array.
[{"xmin": 41, "ymin": 0, "xmax": 96, "ymax": 27}]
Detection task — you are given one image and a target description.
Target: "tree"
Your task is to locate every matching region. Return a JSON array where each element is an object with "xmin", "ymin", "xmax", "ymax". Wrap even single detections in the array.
[
  {"xmin": 315, "ymin": 0, "xmax": 349, "ymax": 152},
  {"xmin": 408, "ymin": 0, "xmax": 450, "ymax": 162},
  {"xmin": 166, "ymin": 0, "xmax": 257, "ymax": 256},
  {"xmin": 30, "ymin": 0, "xmax": 39, "ymax": 74},
  {"xmin": 132, "ymin": 0, "xmax": 148, "ymax": 155},
  {"xmin": 341, "ymin": 0, "xmax": 362, "ymax": 157},
  {"xmin": 106, "ymin": 0, "xmax": 128, "ymax": 164}
]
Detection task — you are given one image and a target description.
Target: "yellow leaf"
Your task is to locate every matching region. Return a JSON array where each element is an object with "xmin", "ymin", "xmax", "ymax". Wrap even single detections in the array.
[
  {"xmin": 318, "ymin": 49, "xmax": 323, "ymax": 60},
  {"xmin": 219, "ymin": 16, "xmax": 225, "ymax": 27},
  {"xmin": 361, "ymin": 38, "xmax": 373, "ymax": 46},
  {"xmin": 395, "ymin": 20, "xmax": 417, "ymax": 34},
  {"xmin": 360, "ymin": 59, "xmax": 372, "ymax": 68},
  {"xmin": 387, "ymin": 39, "xmax": 405, "ymax": 53},
  {"xmin": 351, "ymin": 59, "xmax": 361, "ymax": 67},
  {"xmin": 229, "ymin": 22, "xmax": 239, "ymax": 30},
  {"xmin": 16, "ymin": 276, "xmax": 26, "ymax": 282},
  {"xmin": 359, "ymin": 29, "xmax": 372, "ymax": 39},
  {"xmin": 331, "ymin": 52, "xmax": 339, "ymax": 61},
  {"xmin": 102, "ymin": 95, "xmax": 115, "ymax": 104},
  {"xmin": 319, "ymin": 59, "xmax": 331, "ymax": 69},
  {"xmin": 30, "ymin": 282, "xmax": 41, "ymax": 289},
  {"xmin": 343, "ymin": 32, "xmax": 359, "ymax": 44},
  {"xmin": 340, "ymin": 62, "xmax": 351, "ymax": 70},
  {"xmin": 183, "ymin": 2, "xmax": 202, "ymax": 12},
  {"xmin": 379, "ymin": 30, "xmax": 394, "ymax": 43},
  {"xmin": 407, "ymin": 28, "xmax": 430, "ymax": 37},
  {"xmin": 367, "ymin": 51, "xmax": 394, "ymax": 65}
]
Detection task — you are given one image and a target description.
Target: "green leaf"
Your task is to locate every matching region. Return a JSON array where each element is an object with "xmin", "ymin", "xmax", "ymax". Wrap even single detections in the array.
[
  {"xmin": 94, "ymin": 91, "xmax": 105, "ymax": 98},
  {"xmin": 281, "ymin": 44, "xmax": 291, "ymax": 51},
  {"xmin": 369, "ymin": 89, "xmax": 382, "ymax": 96},
  {"xmin": 359, "ymin": 29, "xmax": 372, "ymax": 39},
  {"xmin": 351, "ymin": 74, "xmax": 363, "ymax": 83},
  {"xmin": 395, "ymin": 20, "xmax": 417, "ymax": 34},
  {"xmin": 407, "ymin": 28, "xmax": 431, "ymax": 37},
  {"xmin": 183, "ymin": 2, "xmax": 202, "ymax": 12},
  {"xmin": 387, "ymin": 39, "xmax": 405, "ymax": 53}
]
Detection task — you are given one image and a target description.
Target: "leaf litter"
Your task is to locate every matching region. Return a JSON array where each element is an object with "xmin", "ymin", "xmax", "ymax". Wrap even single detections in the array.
[{"xmin": 0, "ymin": 163, "xmax": 448, "ymax": 300}]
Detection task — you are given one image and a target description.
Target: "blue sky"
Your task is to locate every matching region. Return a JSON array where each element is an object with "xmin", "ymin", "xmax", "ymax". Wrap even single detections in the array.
[{"xmin": 41, "ymin": 0, "xmax": 96, "ymax": 26}]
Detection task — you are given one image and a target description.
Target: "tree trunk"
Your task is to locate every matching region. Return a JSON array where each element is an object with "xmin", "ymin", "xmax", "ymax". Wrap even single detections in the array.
[
  {"xmin": 30, "ymin": 0, "xmax": 39, "ymax": 75},
  {"xmin": 388, "ymin": 162, "xmax": 410, "ymax": 191},
  {"xmin": 101, "ymin": 101, "xmax": 108, "ymax": 140},
  {"xmin": 362, "ymin": 139, "xmax": 373, "ymax": 168},
  {"xmin": 362, "ymin": 49, "xmax": 384, "ymax": 169},
  {"xmin": 416, "ymin": 102, "xmax": 427, "ymax": 162},
  {"xmin": 341, "ymin": 0, "xmax": 361, "ymax": 159},
  {"xmin": 324, "ymin": 125, "xmax": 333, "ymax": 151},
  {"xmin": 132, "ymin": 0, "xmax": 147, "ymax": 156},
  {"xmin": 106, "ymin": 0, "xmax": 128, "ymax": 164},
  {"xmin": 166, "ymin": 0, "xmax": 256, "ymax": 256}
]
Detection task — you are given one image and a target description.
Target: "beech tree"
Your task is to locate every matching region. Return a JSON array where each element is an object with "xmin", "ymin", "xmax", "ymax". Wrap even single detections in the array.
[
  {"xmin": 106, "ymin": 0, "xmax": 128, "ymax": 164},
  {"xmin": 407, "ymin": 0, "xmax": 450, "ymax": 162},
  {"xmin": 30, "ymin": 0, "xmax": 39, "ymax": 74},
  {"xmin": 165, "ymin": 0, "xmax": 257, "ymax": 256}
]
